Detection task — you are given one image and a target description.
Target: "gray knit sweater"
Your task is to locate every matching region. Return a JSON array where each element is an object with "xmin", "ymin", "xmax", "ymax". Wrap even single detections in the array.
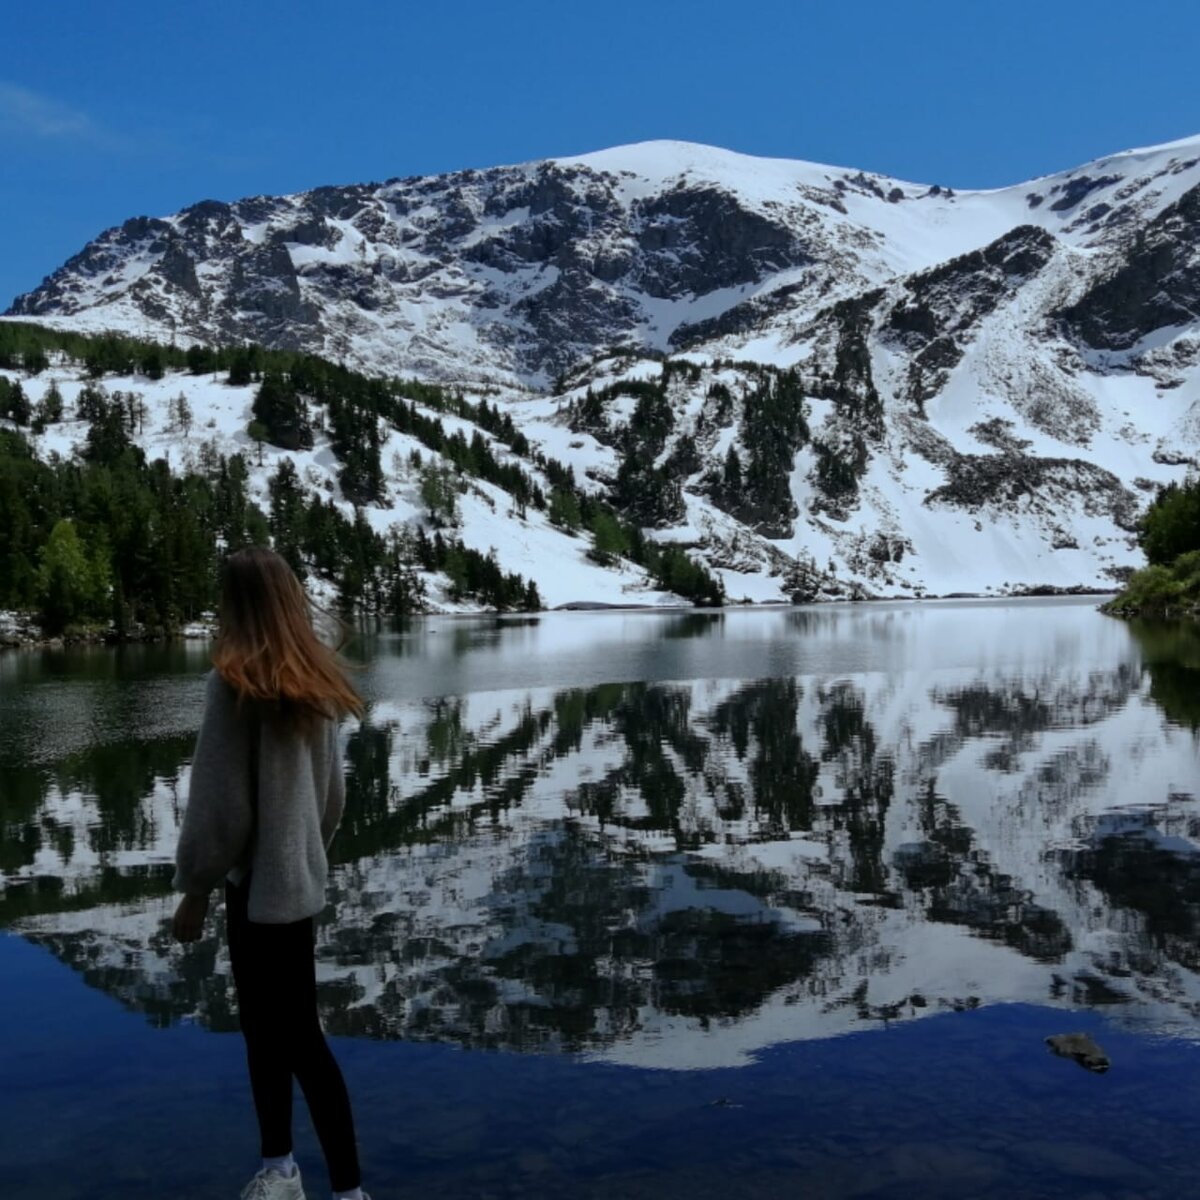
[{"xmin": 173, "ymin": 670, "xmax": 345, "ymax": 924}]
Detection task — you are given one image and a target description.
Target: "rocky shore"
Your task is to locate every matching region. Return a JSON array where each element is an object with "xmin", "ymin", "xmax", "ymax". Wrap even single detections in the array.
[{"xmin": 0, "ymin": 611, "xmax": 216, "ymax": 650}]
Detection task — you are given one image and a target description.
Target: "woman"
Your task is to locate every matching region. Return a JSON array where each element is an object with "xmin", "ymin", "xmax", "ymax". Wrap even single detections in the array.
[{"xmin": 172, "ymin": 546, "xmax": 371, "ymax": 1200}]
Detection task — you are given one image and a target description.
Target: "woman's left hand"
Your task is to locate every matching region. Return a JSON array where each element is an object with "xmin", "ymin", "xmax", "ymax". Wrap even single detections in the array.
[{"xmin": 172, "ymin": 893, "xmax": 210, "ymax": 943}]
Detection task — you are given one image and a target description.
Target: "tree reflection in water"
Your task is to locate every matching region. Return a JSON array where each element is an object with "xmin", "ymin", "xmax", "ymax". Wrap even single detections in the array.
[
  {"xmin": 5, "ymin": 647, "xmax": 1200, "ymax": 1062},
  {"xmin": 1129, "ymin": 619, "xmax": 1200, "ymax": 732}
]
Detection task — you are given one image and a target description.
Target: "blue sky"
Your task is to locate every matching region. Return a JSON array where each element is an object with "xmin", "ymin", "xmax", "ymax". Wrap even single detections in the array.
[{"xmin": 3, "ymin": 0, "xmax": 1197, "ymax": 306}]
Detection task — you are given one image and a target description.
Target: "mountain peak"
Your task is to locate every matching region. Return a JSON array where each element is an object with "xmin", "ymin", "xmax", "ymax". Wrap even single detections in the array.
[{"xmin": 551, "ymin": 138, "xmax": 906, "ymax": 194}]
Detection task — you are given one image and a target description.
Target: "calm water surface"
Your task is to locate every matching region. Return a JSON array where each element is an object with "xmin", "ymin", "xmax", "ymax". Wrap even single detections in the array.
[{"xmin": 3, "ymin": 599, "xmax": 1200, "ymax": 1198}]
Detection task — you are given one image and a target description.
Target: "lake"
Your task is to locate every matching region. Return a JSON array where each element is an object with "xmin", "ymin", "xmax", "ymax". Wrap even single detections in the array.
[{"xmin": 3, "ymin": 598, "xmax": 1200, "ymax": 1199}]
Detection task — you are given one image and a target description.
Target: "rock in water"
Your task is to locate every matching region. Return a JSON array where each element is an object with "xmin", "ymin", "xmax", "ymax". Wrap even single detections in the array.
[{"xmin": 1045, "ymin": 1032, "xmax": 1110, "ymax": 1073}]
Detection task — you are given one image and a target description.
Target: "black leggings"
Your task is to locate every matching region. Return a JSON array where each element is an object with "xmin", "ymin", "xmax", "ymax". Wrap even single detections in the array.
[{"xmin": 226, "ymin": 878, "xmax": 361, "ymax": 1192}]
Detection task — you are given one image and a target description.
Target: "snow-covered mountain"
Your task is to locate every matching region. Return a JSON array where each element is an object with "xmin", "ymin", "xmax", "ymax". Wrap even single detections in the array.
[
  {"xmin": 11, "ymin": 137, "xmax": 1200, "ymax": 389},
  {"xmin": 6, "ymin": 134, "xmax": 1200, "ymax": 598}
]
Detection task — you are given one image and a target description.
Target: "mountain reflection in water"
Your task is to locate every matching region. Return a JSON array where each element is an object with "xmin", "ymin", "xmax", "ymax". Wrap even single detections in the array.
[{"xmin": 2, "ymin": 606, "xmax": 1199, "ymax": 1068}]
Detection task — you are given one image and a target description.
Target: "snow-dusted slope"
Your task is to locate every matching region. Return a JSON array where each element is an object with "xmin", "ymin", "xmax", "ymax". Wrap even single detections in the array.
[
  {"xmin": 0, "ymin": 362, "xmax": 680, "ymax": 610},
  {"xmin": 6, "ymin": 133, "xmax": 1200, "ymax": 598},
  {"xmin": 511, "ymin": 350, "xmax": 1186, "ymax": 599}
]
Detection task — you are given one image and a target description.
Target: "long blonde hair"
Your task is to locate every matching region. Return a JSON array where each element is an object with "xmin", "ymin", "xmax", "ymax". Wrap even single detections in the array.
[{"xmin": 211, "ymin": 546, "xmax": 363, "ymax": 725}]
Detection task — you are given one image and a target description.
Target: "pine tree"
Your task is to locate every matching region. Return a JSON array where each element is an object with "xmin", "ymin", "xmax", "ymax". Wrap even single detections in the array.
[
  {"xmin": 589, "ymin": 511, "xmax": 630, "ymax": 565},
  {"xmin": 419, "ymin": 463, "xmax": 460, "ymax": 527},
  {"xmin": 1141, "ymin": 479, "xmax": 1200, "ymax": 565},
  {"xmin": 186, "ymin": 345, "xmax": 216, "ymax": 375},
  {"xmin": 247, "ymin": 421, "xmax": 268, "ymax": 466},
  {"xmin": 548, "ymin": 488, "xmax": 582, "ymax": 532},
  {"xmin": 41, "ymin": 381, "xmax": 64, "ymax": 424},
  {"xmin": 171, "ymin": 392, "xmax": 193, "ymax": 436},
  {"xmin": 723, "ymin": 446, "xmax": 743, "ymax": 494},
  {"xmin": 83, "ymin": 394, "xmax": 134, "ymax": 463},
  {"xmin": 268, "ymin": 458, "xmax": 307, "ymax": 576},
  {"xmin": 228, "ymin": 349, "xmax": 254, "ymax": 387},
  {"xmin": 2, "ymin": 380, "xmax": 32, "ymax": 426},
  {"xmin": 253, "ymin": 372, "xmax": 313, "ymax": 450},
  {"xmin": 35, "ymin": 519, "xmax": 110, "ymax": 634},
  {"xmin": 140, "ymin": 348, "xmax": 165, "ymax": 381},
  {"xmin": 76, "ymin": 383, "xmax": 107, "ymax": 423}
]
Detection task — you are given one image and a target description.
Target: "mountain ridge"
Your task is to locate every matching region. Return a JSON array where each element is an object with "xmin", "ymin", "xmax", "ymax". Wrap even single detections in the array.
[
  {"xmin": 4, "ymin": 132, "xmax": 1200, "ymax": 601},
  {"xmin": 11, "ymin": 131, "xmax": 1200, "ymax": 387}
]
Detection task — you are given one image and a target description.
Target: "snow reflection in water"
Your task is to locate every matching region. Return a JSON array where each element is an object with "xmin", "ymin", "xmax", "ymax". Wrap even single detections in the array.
[{"xmin": 2, "ymin": 602, "xmax": 1199, "ymax": 1068}]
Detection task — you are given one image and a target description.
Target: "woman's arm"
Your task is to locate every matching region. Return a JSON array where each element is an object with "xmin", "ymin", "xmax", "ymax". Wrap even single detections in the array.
[{"xmin": 173, "ymin": 671, "xmax": 255, "ymax": 901}]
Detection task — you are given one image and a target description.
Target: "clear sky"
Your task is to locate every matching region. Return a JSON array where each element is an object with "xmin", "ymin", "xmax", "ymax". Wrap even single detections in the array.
[{"xmin": 3, "ymin": 0, "xmax": 1197, "ymax": 307}]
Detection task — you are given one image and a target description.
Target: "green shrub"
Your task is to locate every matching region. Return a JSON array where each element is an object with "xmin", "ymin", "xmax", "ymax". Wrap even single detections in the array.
[
  {"xmin": 1106, "ymin": 558, "xmax": 1200, "ymax": 617},
  {"xmin": 1141, "ymin": 479, "xmax": 1200, "ymax": 565}
]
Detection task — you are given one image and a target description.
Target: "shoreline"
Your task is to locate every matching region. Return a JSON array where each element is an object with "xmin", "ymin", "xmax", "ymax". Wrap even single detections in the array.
[
  {"xmin": 1101, "ymin": 602, "xmax": 1200, "ymax": 619},
  {"xmin": 0, "ymin": 588, "xmax": 1122, "ymax": 651}
]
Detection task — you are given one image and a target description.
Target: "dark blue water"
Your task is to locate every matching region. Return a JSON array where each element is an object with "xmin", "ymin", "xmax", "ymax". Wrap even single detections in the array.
[
  {"xmin": 3, "ymin": 601, "xmax": 1200, "ymax": 1198},
  {"xmin": 7, "ymin": 933, "xmax": 1200, "ymax": 1199}
]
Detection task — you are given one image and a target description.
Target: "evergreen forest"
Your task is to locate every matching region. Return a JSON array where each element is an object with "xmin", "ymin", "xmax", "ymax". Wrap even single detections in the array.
[{"xmin": 0, "ymin": 322, "xmax": 723, "ymax": 637}]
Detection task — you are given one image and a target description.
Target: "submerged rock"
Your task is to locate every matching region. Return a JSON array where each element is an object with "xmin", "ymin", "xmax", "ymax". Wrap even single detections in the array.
[{"xmin": 1045, "ymin": 1032, "xmax": 1111, "ymax": 1073}]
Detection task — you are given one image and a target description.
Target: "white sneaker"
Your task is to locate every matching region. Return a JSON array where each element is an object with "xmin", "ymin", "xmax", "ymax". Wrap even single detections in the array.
[{"xmin": 239, "ymin": 1166, "xmax": 306, "ymax": 1199}]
